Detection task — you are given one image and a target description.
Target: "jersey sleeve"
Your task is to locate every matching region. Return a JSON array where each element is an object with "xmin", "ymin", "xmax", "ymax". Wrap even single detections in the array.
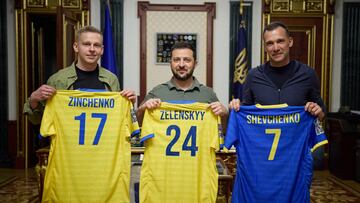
[
  {"xmin": 210, "ymin": 116, "xmax": 223, "ymax": 151},
  {"xmin": 224, "ymin": 110, "xmax": 239, "ymax": 149},
  {"xmin": 140, "ymin": 109, "xmax": 155, "ymax": 143},
  {"xmin": 120, "ymin": 98, "xmax": 140, "ymax": 140},
  {"xmin": 310, "ymin": 118, "xmax": 328, "ymax": 152},
  {"xmin": 129, "ymin": 106, "xmax": 140, "ymax": 137},
  {"xmin": 40, "ymin": 98, "xmax": 56, "ymax": 137}
]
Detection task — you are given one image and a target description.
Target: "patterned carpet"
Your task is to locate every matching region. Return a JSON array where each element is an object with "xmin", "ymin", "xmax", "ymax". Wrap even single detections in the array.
[
  {"xmin": 0, "ymin": 171, "xmax": 39, "ymax": 203},
  {"xmin": 0, "ymin": 169, "xmax": 359, "ymax": 203},
  {"xmin": 311, "ymin": 175, "xmax": 360, "ymax": 203}
]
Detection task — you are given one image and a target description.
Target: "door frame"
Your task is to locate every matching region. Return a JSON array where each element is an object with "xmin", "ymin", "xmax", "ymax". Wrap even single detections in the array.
[{"xmin": 14, "ymin": 0, "xmax": 90, "ymax": 168}]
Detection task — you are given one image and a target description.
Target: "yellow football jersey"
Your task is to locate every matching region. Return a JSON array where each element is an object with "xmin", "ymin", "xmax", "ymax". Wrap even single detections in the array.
[
  {"xmin": 40, "ymin": 90, "xmax": 139, "ymax": 203},
  {"xmin": 140, "ymin": 102, "xmax": 222, "ymax": 203}
]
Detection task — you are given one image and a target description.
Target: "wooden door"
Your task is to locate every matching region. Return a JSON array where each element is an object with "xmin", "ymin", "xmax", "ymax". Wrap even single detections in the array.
[
  {"xmin": 14, "ymin": 0, "xmax": 89, "ymax": 168},
  {"xmin": 56, "ymin": 6, "xmax": 82, "ymax": 68}
]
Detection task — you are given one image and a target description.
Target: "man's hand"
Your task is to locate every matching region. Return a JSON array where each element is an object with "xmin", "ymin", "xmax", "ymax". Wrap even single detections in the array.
[
  {"xmin": 136, "ymin": 98, "xmax": 162, "ymax": 125},
  {"xmin": 120, "ymin": 89, "xmax": 136, "ymax": 104},
  {"xmin": 139, "ymin": 98, "xmax": 162, "ymax": 111},
  {"xmin": 229, "ymin": 98, "xmax": 241, "ymax": 112},
  {"xmin": 305, "ymin": 102, "xmax": 325, "ymax": 121},
  {"xmin": 209, "ymin": 101, "xmax": 228, "ymax": 117},
  {"xmin": 30, "ymin": 85, "xmax": 56, "ymax": 109},
  {"xmin": 209, "ymin": 101, "xmax": 228, "ymax": 134}
]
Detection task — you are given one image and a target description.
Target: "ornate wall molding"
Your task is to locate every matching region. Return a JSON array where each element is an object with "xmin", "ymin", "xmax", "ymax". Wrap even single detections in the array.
[
  {"xmin": 137, "ymin": 1, "xmax": 216, "ymax": 103},
  {"xmin": 16, "ymin": 0, "xmax": 89, "ymax": 10},
  {"xmin": 263, "ymin": 0, "xmax": 335, "ymax": 14}
]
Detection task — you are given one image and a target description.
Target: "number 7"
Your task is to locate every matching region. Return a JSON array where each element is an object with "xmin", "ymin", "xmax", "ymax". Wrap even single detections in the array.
[{"xmin": 265, "ymin": 129, "xmax": 281, "ymax": 160}]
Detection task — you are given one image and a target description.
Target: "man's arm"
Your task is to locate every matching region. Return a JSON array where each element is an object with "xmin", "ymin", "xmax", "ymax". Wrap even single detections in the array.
[{"xmin": 23, "ymin": 84, "xmax": 56, "ymax": 125}]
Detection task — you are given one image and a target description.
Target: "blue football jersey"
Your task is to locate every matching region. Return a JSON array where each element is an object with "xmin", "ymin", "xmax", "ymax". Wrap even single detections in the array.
[{"xmin": 224, "ymin": 105, "xmax": 328, "ymax": 203}]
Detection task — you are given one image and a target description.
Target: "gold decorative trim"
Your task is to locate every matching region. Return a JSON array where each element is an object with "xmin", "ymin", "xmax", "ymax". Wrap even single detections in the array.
[
  {"xmin": 321, "ymin": 16, "xmax": 326, "ymax": 108},
  {"xmin": 82, "ymin": 11, "xmax": 89, "ymax": 26},
  {"xmin": 31, "ymin": 23, "xmax": 35, "ymax": 86},
  {"xmin": 24, "ymin": 10, "xmax": 29, "ymax": 169},
  {"xmin": 310, "ymin": 26, "xmax": 316, "ymax": 68},
  {"xmin": 15, "ymin": 10, "xmax": 22, "ymax": 160},
  {"xmin": 273, "ymin": 0, "xmax": 290, "ymax": 12},
  {"xmin": 63, "ymin": 14, "xmax": 67, "ymax": 66},
  {"xmin": 306, "ymin": 30, "xmax": 312, "ymax": 66},
  {"xmin": 38, "ymin": 28, "xmax": 44, "ymax": 83},
  {"xmin": 62, "ymin": 0, "xmax": 80, "ymax": 8},
  {"xmin": 328, "ymin": 15, "xmax": 334, "ymax": 109},
  {"xmin": 270, "ymin": 0, "xmax": 328, "ymax": 14},
  {"xmin": 306, "ymin": 1, "xmax": 323, "ymax": 12},
  {"xmin": 27, "ymin": 0, "xmax": 46, "ymax": 8},
  {"xmin": 291, "ymin": 0, "xmax": 305, "ymax": 13}
]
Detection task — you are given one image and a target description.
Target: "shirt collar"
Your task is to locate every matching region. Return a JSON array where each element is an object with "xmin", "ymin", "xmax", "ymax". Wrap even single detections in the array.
[{"xmin": 165, "ymin": 77, "xmax": 201, "ymax": 91}]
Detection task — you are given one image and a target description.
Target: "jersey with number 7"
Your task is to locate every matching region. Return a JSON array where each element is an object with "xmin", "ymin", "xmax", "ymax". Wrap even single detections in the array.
[
  {"xmin": 40, "ymin": 90, "xmax": 140, "ymax": 203},
  {"xmin": 224, "ymin": 104, "xmax": 328, "ymax": 203},
  {"xmin": 140, "ymin": 102, "xmax": 222, "ymax": 203}
]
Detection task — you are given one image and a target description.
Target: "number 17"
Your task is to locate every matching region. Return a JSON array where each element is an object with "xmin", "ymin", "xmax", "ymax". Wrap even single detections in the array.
[{"xmin": 75, "ymin": 113, "xmax": 107, "ymax": 145}]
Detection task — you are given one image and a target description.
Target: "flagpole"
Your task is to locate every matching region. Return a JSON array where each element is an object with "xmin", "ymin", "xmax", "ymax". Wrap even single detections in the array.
[
  {"xmin": 239, "ymin": 0, "xmax": 243, "ymax": 15},
  {"xmin": 239, "ymin": 0, "xmax": 245, "ymax": 29},
  {"xmin": 106, "ymin": 0, "xmax": 111, "ymax": 16}
]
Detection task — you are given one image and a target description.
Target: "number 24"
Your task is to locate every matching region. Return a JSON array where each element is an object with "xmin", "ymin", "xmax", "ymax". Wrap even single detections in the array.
[{"xmin": 166, "ymin": 125, "xmax": 198, "ymax": 157}]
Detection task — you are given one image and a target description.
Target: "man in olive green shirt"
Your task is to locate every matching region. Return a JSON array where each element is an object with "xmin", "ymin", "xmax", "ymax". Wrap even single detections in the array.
[
  {"xmin": 136, "ymin": 42, "xmax": 228, "ymax": 125},
  {"xmin": 23, "ymin": 26, "xmax": 135, "ymax": 125}
]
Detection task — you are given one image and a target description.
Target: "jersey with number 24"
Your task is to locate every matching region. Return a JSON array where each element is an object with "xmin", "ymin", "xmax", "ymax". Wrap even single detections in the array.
[{"xmin": 140, "ymin": 102, "xmax": 222, "ymax": 203}]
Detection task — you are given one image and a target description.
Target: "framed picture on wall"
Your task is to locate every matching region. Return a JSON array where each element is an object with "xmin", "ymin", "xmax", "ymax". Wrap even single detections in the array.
[{"xmin": 156, "ymin": 33, "xmax": 197, "ymax": 64}]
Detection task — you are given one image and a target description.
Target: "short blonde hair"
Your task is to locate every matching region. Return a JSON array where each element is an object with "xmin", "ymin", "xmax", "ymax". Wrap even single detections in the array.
[{"xmin": 75, "ymin": 26, "xmax": 103, "ymax": 42}]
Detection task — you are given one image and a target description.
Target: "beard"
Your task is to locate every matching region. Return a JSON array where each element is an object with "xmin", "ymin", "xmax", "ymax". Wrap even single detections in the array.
[{"xmin": 171, "ymin": 67, "xmax": 194, "ymax": 81}]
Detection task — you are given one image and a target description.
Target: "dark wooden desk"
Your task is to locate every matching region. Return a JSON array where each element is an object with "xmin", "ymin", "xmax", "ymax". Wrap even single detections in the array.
[
  {"xmin": 217, "ymin": 158, "xmax": 233, "ymax": 203},
  {"xmin": 326, "ymin": 116, "xmax": 360, "ymax": 180}
]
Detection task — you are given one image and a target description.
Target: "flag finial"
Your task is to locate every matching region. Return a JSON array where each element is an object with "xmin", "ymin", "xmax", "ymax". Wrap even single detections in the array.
[{"xmin": 239, "ymin": 0, "xmax": 243, "ymax": 15}]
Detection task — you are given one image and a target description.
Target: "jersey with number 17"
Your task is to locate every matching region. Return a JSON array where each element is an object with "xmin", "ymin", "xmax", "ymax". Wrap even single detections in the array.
[
  {"xmin": 224, "ymin": 105, "xmax": 328, "ymax": 203},
  {"xmin": 140, "ymin": 102, "xmax": 223, "ymax": 203},
  {"xmin": 40, "ymin": 90, "xmax": 140, "ymax": 203}
]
